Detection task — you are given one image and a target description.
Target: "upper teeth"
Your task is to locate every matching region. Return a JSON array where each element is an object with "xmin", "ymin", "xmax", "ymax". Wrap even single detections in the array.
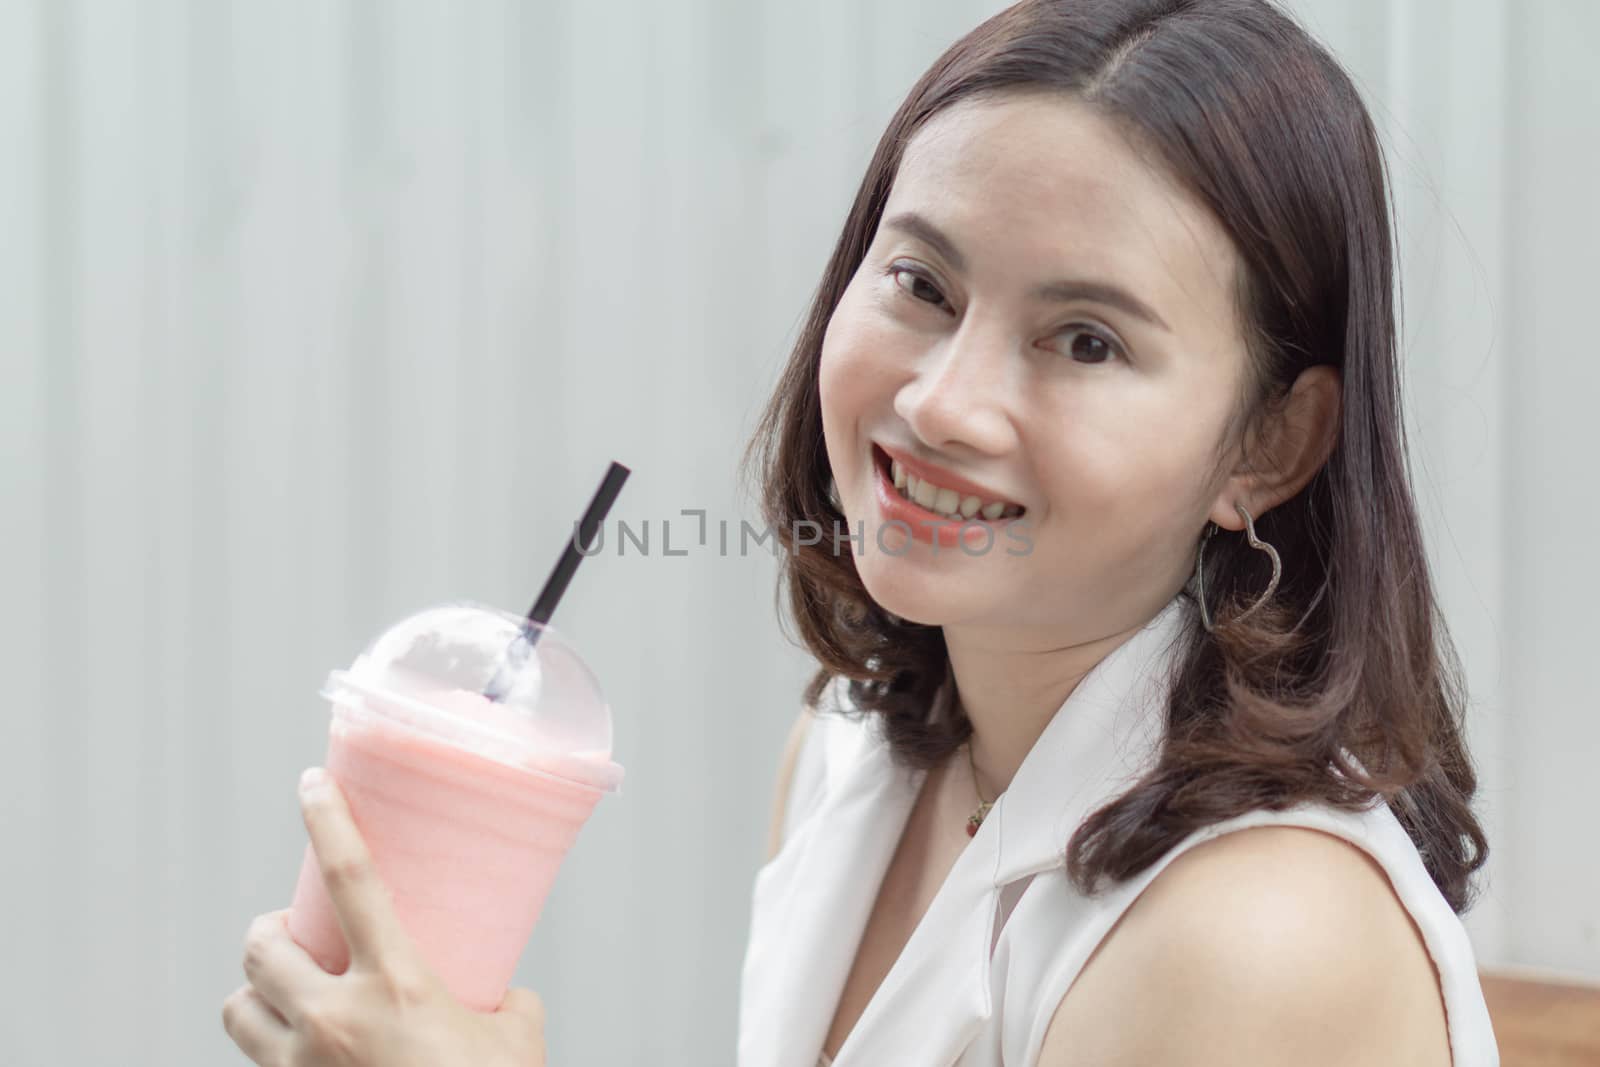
[{"xmin": 891, "ymin": 460, "xmax": 1021, "ymax": 521}]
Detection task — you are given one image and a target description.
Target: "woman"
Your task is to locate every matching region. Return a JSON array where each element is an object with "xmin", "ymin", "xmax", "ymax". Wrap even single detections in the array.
[
  {"xmin": 738, "ymin": 0, "xmax": 1494, "ymax": 1063},
  {"xmin": 223, "ymin": 1, "xmax": 1496, "ymax": 1064}
]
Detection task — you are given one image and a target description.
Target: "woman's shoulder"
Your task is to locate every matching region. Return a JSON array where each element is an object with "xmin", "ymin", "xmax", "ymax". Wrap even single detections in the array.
[
  {"xmin": 1036, "ymin": 814, "xmax": 1458, "ymax": 1065},
  {"xmin": 1126, "ymin": 821, "xmax": 1449, "ymax": 998},
  {"xmin": 770, "ymin": 676, "xmax": 863, "ymax": 849}
]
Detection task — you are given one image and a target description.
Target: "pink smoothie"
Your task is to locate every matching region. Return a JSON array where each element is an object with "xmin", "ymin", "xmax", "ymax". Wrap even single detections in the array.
[{"xmin": 287, "ymin": 687, "xmax": 608, "ymax": 1013}]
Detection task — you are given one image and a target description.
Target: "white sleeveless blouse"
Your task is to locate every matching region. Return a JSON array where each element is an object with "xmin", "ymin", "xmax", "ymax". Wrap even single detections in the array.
[{"xmin": 736, "ymin": 594, "xmax": 1500, "ymax": 1066}]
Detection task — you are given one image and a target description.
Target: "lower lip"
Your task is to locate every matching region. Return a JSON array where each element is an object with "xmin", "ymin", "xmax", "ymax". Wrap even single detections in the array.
[{"xmin": 871, "ymin": 449, "xmax": 1022, "ymax": 551}]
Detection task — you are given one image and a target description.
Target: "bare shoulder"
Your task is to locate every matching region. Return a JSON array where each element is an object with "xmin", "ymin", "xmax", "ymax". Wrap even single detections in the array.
[
  {"xmin": 764, "ymin": 703, "xmax": 818, "ymax": 863},
  {"xmin": 1038, "ymin": 824, "xmax": 1451, "ymax": 1066}
]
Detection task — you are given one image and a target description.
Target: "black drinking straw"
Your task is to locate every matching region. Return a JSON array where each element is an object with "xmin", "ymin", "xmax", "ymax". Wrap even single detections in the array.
[{"xmin": 482, "ymin": 460, "xmax": 631, "ymax": 702}]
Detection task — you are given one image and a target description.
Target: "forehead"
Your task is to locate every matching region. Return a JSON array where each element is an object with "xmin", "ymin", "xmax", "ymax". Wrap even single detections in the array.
[{"xmin": 885, "ymin": 91, "xmax": 1242, "ymax": 337}]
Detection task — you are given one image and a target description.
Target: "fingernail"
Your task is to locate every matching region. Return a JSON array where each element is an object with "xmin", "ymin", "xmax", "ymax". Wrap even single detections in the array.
[{"xmin": 299, "ymin": 767, "xmax": 327, "ymax": 796}]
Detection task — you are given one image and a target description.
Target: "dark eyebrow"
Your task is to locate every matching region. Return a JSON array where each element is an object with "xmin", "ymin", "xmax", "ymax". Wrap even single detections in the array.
[
  {"xmin": 880, "ymin": 210, "xmax": 1172, "ymax": 334},
  {"xmin": 883, "ymin": 210, "xmax": 970, "ymax": 272}
]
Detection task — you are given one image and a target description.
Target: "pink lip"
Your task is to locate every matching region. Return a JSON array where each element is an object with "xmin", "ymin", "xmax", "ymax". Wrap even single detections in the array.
[
  {"xmin": 873, "ymin": 443, "xmax": 1024, "ymax": 511},
  {"xmin": 870, "ymin": 447, "xmax": 1024, "ymax": 550}
]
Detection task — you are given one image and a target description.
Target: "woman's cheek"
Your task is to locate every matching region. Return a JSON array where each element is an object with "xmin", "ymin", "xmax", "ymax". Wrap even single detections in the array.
[
  {"xmin": 818, "ymin": 317, "xmax": 876, "ymax": 488},
  {"xmin": 821, "ymin": 315, "xmax": 904, "ymax": 415}
]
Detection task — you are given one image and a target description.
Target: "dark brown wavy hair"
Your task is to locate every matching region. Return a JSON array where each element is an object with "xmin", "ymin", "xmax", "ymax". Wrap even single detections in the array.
[{"xmin": 740, "ymin": 0, "xmax": 1486, "ymax": 911}]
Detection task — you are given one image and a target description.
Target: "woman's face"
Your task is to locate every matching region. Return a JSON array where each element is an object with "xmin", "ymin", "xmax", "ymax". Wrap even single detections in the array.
[{"xmin": 818, "ymin": 91, "xmax": 1256, "ymax": 633}]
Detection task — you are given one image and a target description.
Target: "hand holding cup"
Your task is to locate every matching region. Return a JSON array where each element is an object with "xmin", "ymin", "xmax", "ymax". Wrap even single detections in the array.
[{"xmin": 222, "ymin": 768, "xmax": 548, "ymax": 1067}]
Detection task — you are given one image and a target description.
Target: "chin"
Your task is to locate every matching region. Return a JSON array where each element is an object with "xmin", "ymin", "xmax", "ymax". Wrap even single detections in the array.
[{"xmin": 854, "ymin": 555, "xmax": 978, "ymax": 628}]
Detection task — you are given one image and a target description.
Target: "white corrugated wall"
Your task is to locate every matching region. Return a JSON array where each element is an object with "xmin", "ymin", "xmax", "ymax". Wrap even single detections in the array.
[{"xmin": 1, "ymin": 1, "xmax": 1593, "ymax": 1063}]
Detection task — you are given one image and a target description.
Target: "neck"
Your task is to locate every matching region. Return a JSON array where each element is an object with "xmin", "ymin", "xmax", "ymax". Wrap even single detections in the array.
[{"xmin": 943, "ymin": 616, "xmax": 1150, "ymax": 799}]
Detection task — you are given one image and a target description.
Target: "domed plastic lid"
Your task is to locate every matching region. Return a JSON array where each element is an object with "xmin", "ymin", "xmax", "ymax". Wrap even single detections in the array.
[{"xmin": 320, "ymin": 600, "xmax": 624, "ymax": 793}]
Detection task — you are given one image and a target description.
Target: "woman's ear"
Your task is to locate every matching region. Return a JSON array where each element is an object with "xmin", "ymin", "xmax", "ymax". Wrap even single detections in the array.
[{"xmin": 1209, "ymin": 365, "xmax": 1342, "ymax": 530}]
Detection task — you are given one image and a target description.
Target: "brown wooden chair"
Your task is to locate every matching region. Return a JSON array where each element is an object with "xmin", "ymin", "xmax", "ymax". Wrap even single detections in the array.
[{"xmin": 1480, "ymin": 968, "xmax": 1600, "ymax": 1065}]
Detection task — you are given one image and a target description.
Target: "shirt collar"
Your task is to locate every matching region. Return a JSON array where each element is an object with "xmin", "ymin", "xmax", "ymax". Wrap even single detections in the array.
[{"xmin": 984, "ymin": 593, "xmax": 1190, "ymax": 886}]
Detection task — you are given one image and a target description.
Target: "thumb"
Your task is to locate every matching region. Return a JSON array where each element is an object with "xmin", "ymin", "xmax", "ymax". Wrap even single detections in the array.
[{"xmin": 496, "ymin": 986, "xmax": 546, "ymax": 1028}]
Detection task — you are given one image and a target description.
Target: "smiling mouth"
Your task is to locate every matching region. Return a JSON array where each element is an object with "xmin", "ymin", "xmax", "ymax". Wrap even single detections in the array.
[{"xmin": 871, "ymin": 445, "xmax": 1025, "ymax": 522}]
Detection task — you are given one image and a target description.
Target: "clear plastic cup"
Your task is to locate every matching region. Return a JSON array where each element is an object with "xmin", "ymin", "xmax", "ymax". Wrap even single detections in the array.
[{"xmin": 285, "ymin": 600, "xmax": 624, "ymax": 1012}]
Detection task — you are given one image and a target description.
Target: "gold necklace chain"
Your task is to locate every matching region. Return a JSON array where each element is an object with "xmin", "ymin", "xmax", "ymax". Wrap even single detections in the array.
[{"xmin": 965, "ymin": 739, "xmax": 994, "ymax": 837}]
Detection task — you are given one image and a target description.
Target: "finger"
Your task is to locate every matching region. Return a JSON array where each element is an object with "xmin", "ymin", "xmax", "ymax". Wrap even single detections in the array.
[
  {"xmin": 497, "ymin": 986, "xmax": 545, "ymax": 1027},
  {"xmin": 492, "ymin": 987, "xmax": 547, "ymax": 1053},
  {"xmin": 299, "ymin": 767, "xmax": 406, "ymax": 969},
  {"xmin": 222, "ymin": 984, "xmax": 292, "ymax": 1065},
  {"xmin": 241, "ymin": 909, "xmax": 335, "ymax": 1025}
]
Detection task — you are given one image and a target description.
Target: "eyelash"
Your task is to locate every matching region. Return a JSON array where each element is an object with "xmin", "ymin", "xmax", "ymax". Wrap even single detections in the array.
[{"xmin": 886, "ymin": 264, "xmax": 1126, "ymax": 365}]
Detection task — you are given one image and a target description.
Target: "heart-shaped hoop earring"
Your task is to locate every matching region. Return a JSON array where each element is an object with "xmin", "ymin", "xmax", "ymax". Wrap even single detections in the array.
[{"xmin": 1194, "ymin": 502, "xmax": 1282, "ymax": 633}]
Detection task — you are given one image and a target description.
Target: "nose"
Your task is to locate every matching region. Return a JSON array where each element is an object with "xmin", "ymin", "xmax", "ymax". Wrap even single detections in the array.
[{"xmin": 892, "ymin": 321, "xmax": 1021, "ymax": 458}]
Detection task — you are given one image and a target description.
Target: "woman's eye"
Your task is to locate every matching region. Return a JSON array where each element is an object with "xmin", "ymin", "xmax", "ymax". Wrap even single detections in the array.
[
  {"xmin": 1053, "ymin": 325, "xmax": 1122, "ymax": 365},
  {"xmin": 890, "ymin": 267, "xmax": 950, "ymax": 311}
]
